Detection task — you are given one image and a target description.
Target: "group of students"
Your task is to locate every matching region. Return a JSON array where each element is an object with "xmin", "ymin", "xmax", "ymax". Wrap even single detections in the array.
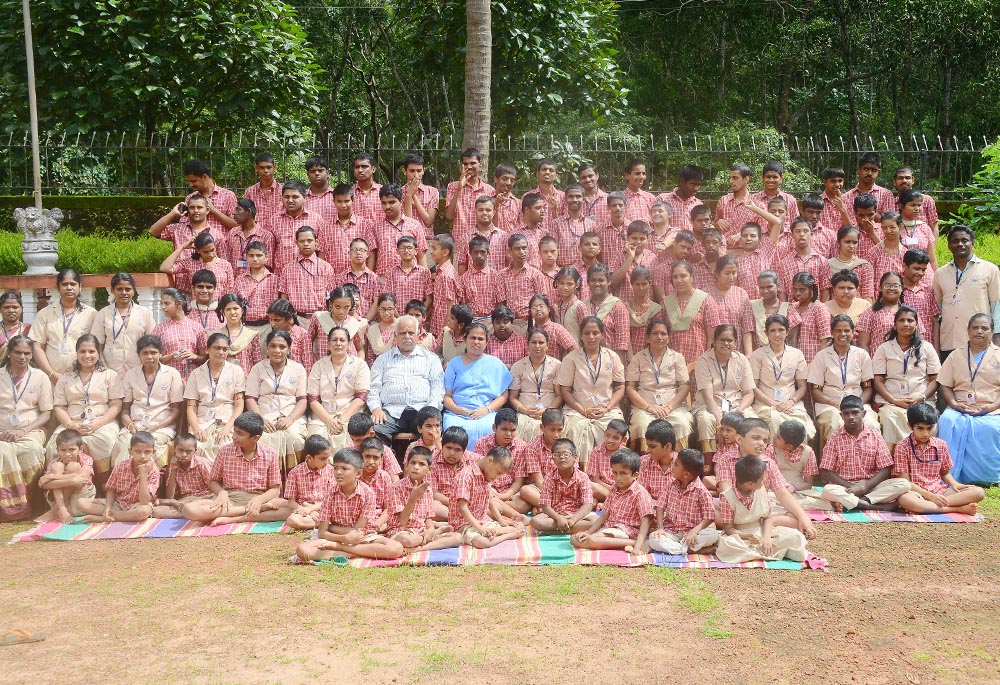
[{"xmin": 0, "ymin": 148, "xmax": 995, "ymax": 564}]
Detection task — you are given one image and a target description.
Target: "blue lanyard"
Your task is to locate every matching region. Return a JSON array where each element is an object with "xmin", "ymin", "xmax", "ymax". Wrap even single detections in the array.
[
  {"xmin": 908, "ymin": 435, "xmax": 939, "ymax": 463},
  {"xmin": 769, "ymin": 347, "xmax": 786, "ymax": 383},
  {"xmin": 298, "ymin": 259, "xmax": 315, "ymax": 277},
  {"xmin": 901, "ymin": 344, "xmax": 913, "ymax": 375},
  {"xmin": 715, "ymin": 356, "xmax": 730, "ymax": 391},
  {"xmin": 208, "ymin": 366, "xmax": 222, "ymax": 403},
  {"xmin": 144, "ymin": 365, "xmax": 160, "ymax": 407},
  {"xmin": 585, "ymin": 351, "xmax": 603, "ymax": 386},
  {"xmin": 533, "ymin": 358, "xmax": 546, "ymax": 396},
  {"xmin": 967, "ymin": 344, "xmax": 987, "ymax": 387},
  {"xmin": 80, "ymin": 372, "xmax": 94, "ymax": 406},
  {"xmin": 8, "ymin": 368, "xmax": 30, "ymax": 406},
  {"xmin": 61, "ymin": 306, "xmax": 78, "ymax": 340},
  {"xmin": 838, "ymin": 349, "xmax": 850, "ymax": 386},
  {"xmin": 112, "ymin": 303, "xmax": 132, "ymax": 341},
  {"xmin": 271, "ymin": 363, "xmax": 285, "ymax": 395},
  {"xmin": 648, "ymin": 350, "xmax": 666, "ymax": 387}
]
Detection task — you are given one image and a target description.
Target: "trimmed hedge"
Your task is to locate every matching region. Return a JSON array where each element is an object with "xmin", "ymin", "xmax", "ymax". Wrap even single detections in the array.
[
  {"xmin": 0, "ymin": 229, "xmax": 172, "ymax": 275},
  {"xmin": 0, "ymin": 196, "xmax": 183, "ymax": 239}
]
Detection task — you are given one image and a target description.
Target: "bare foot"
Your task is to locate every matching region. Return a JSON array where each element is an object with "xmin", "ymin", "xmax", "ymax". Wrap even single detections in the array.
[
  {"xmin": 832, "ymin": 502, "xmax": 844, "ymax": 512},
  {"xmin": 210, "ymin": 516, "xmax": 242, "ymax": 526},
  {"xmin": 955, "ymin": 503, "xmax": 979, "ymax": 516},
  {"xmin": 34, "ymin": 509, "xmax": 57, "ymax": 524},
  {"xmin": 82, "ymin": 514, "xmax": 113, "ymax": 523},
  {"xmin": 57, "ymin": 508, "xmax": 75, "ymax": 524}
]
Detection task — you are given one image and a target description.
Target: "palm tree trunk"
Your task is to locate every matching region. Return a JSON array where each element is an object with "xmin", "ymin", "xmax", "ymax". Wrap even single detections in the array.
[{"xmin": 463, "ymin": 0, "xmax": 491, "ymax": 164}]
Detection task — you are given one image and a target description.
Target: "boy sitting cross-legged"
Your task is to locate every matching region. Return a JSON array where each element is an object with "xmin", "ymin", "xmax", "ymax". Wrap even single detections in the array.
[
  {"xmin": 585, "ymin": 418, "xmax": 627, "ymax": 504},
  {"xmin": 894, "ymin": 403, "xmax": 985, "ymax": 516},
  {"xmin": 474, "ymin": 408, "xmax": 530, "ymax": 507},
  {"xmin": 514, "ymin": 408, "xmax": 565, "ymax": 509},
  {"xmin": 716, "ymin": 455, "xmax": 809, "ymax": 563},
  {"xmin": 638, "ymin": 419, "xmax": 677, "ymax": 502},
  {"xmin": 647, "ymin": 448, "xmax": 720, "ymax": 555},
  {"xmin": 152, "ymin": 433, "xmax": 214, "ymax": 518},
  {"xmin": 385, "ymin": 446, "xmax": 455, "ymax": 552},
  {"xmin": 428, "ymin": 426, "xmax": 479, "ymax": 520},
  {"xmin": 275, "ymin": 434, "xmax": 334, "ymax": 530},
  {"xmin": 37, "ymin": 430, "xmax": 96, "ymax": 524},
  {"xmin": 530, "ymin": 439, "xmax": 597, "ymax": 534},
  {"xmin": 434, "ymin": 447, "xmax": 526, "ymax": 549},
  {"xmin": 77, "ymin": 431, "xmax": 160, "ymax": 524},
  {"xmin": 180, "ymin": 411, "xmax": 287, "ymax": 526},
  {"xmin": 359, "ymin": 436, "xmax": 395, "ymax": 531},
  {"xmin": 571, "ymin": 448, "xmax": 654, "ymax": 553},
  {"xmin": 763, "ymin": 420, "xmax": 831, "ymax": 511},
  {"xmin": 295, "ymin": 447, "xmax": 405, "ymax": 561}
]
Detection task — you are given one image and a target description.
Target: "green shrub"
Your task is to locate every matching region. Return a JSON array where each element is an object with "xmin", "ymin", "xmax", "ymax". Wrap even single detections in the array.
[
  {"xmin": 0, "ymin": 196, "xmax": 183, "ymax": 238},
  {"xmin": 0, "ymin": 229, "xmax": 171, "ymax": 276},
  {"xmin": 946, "ymin": 138, "xmax": 1000, "ymax": 234}
]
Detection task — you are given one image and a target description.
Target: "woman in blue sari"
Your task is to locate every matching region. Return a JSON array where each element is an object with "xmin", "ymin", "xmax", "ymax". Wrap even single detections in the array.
[
  {"xmin": 443, "ymin": 322, "xmax": 513, "ymax": 446},
  {"xmin": 937, "ymin": 313, "xmax": 1000, "ymax": 484}
]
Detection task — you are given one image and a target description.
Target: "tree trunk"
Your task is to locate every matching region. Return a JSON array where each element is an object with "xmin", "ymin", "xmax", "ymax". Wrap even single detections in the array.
[
  {"xmin": 777, "ymin": 57, "xmax": 795, "ymax": 133},
  {"xmin": 463, "ymin": 0, "xmax": 491, "ymax": 164}
]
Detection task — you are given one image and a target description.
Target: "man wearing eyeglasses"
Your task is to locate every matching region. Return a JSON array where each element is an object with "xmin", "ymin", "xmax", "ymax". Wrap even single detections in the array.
[{"xmin": 368, "ymin": 315, "xmax": 445, "ymax": 445}]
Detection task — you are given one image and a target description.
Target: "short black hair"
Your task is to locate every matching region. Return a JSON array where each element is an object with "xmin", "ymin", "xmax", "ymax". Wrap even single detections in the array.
[
  {"xmin": 644, "ymin": 419, "xmax": 676, "ymax": 448},
  {"xmin": 416, "ymin": 406, "xmax": 443, "ymax": 427},
  {"xmin": 839, "ymin": 394, "xmax": 864, "ymax": 412},
  {"xmin": 737, "ymin": 417, "xmax": 769, "ymax": 437},
  {"xmin": 494, "ymin": 407, "xmax": 518, "ymax": 427},
  {"xmin": 408, "ymin": 445, "xmax": 433, "ymax": 465},
  {"xmin": 907, "ymin": 402, "xmax": 939, "ymax": 427},
  {"xmin": 303, "ymin": 434, "xmax": 332, "ymax": 458},
  {"xmin": 233, "ymin": 411, "xmax": 265, "ymax": 437},
  {"xmin": 734, "ymin": 454, "xmax": 767, "ymax": 485},
  {"xmin": 347, "ymin": 413, "xmax": 374, "ymax": 437},
  {"xmin": 777, "ymin": 420, "xmax": 807, "ymax": 448},
  {"xmin": 609, "ymin": 448, "xmax": 641, "ymax": 474},
  {"xmin": 441, "ymin": 426, "xmax": 469, "ymax": 450},
  {"xmin": 332, "ymin": 447, "xmax": 363, "ymax": 469},
  {"xmin": 676, "ymin": 448, "xmax": 704, "ymax": 476}
]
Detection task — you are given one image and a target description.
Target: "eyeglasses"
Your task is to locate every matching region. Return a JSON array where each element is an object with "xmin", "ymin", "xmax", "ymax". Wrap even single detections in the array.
[{"xmin": 717, "ymin": 338, "xmax": 736, "ymax": 344}]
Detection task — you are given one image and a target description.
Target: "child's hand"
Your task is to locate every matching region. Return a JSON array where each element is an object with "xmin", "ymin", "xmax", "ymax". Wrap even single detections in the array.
[
  {"xmin": 481, "ymin": 526, "xmax": 498, "ymax": 539},
  {"xmin": 412, "ymin": 481, "xmax": 430, "ymax": 498},
  {"xmin": 928, "ymin": 492, "xmax": 950, "ymax": 507},
  {"xmin": 246, "ymin": 497, "xmax": 263, "ymax": 517},
  {"xmin": 555, "ymin": 514, "xmax": 570, "ymax": 532},
  {"xmin": 683, "ymin": 530, "xmax": 700, "ymax": 548},
  {"xmin": 760, "ymin": 535, "xmax": 775, "ymax": 557},
  {"xmin": 342, "ymin": 529, "xmax": 364, "ymax": 544},
  {"xmin": 743, "ymin": 532, "xmax": 760, "ymax": 545}
]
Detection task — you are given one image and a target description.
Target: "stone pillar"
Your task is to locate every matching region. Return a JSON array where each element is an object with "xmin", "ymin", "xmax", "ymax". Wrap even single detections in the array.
[
  {"xmin": 138, "ymin": 286, "xmax": 166, "ymax": 324},
  {"xmin": 80, "ymin": 287, "xmax": 97, "ymax": 309},
  {"xmin": 13, "ymin": 207, "xmax": 61, "ymax": 275},
  {"xmin": 20, "ymin": 288, "xmax": 39, "ymax": 324}
]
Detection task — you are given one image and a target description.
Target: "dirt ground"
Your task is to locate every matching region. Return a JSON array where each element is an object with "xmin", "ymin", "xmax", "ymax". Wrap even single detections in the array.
[{"xmin": 2, "ymin": 517, "xmax": 998, "ymax": 685}]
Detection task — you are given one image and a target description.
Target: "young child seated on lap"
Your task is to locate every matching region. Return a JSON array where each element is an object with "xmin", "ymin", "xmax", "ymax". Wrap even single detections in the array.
[
  {"xmin": 894, "ymin": 403, "xmax": 985, "ymax": 516},
  {"xmin": 37, "ymin": 429, "xmax": 96, "ymax": 523},
  {"xmin": 153, "ymin": 433, "xmax": 213, "ymax": 518},
  {"xmin": 428, "ymin": 426, "xmax": 478, "ymax": 520},
  {"xmin": 638, "ymin": 419, "xmax": 677, "ymax": 502},
  {"xmin": 275, "ymin": 434, "xmax": 334, "ymax": 530},
  {"xmin": 764, "ymin": 420, "xmax": 831, "ymax": 511},
  {"xmin": 701, "ymin": 411, "xmax": 743, "ymax": 492},
  {"xmin": 530, "ymin": 439, "xmax": 596, "ymax": 534},
  {"xmin": 77, "ymin": 431, "xmax": 160, "ymax": 523},
  {"xmin": 296, "ymin": 447, "xmax": 405, "ymax": 561},
  {"xmin": 180, "ymin": 412, "xmax": 287, "ymax": 525},
  {"xmin": 585, "ymin": 418, "xmax": 627, "ymax": 504},
  {"xmin": 435, "ymin": 447, "xmax": 526, "ymax": 549},
  {"xmin": 716, "ymin": 455, "xmax": 809, "ymax": 563},
  {"xmin": 820, "ymin": 395, "xmax": 911, "ymax": 512},
  {"xmin": 571, "ymin": 448, "xmax": 654, "ymax": 553},
  {"xmin": 385, "ymin": 446, "xmax": 455, "ymax": 552},
  {"xmin": 648, "ymin": 448, "xmax": 720, "ymax": 555},
  {"xmin": 348, "ymin": 413, "xmax": 402, "ymax": 480},
  {"xmin": 360, "ymin": 436, "xmax": 395, "ymax": 531}
]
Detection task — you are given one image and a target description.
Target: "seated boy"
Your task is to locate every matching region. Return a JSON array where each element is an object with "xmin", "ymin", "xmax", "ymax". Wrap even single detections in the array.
[
  {"xmin": 360, "ymin": 436, "xmax": 395, "ymax": 531},
  {"xmin": 717, "ymin": 455, "xmax": 809, "ymax": 563},
  {"xmin": 474, "ymin": 408, "xmax": 529, "ymax": 505},
  {"xmin": 515, "ymin": 408, "xmax": 565, "ymax": 508},
  {"xmin": 702, "ymin": 411, "xmax": 743, "ymax": 491},
  {"xmin": 820, "ymin": 396, "xmax": 911, "ymax": 512},
  {"xmin": 764, "ymin": 420, "xmax": 831, "ymax": 511},
  {"xmin": 530, "ymin": 439, "xmax": 596, "ymax": 534},
  {"xmin": 348, "ymin": 413, "xmax": 402, "ymax": 479},
  {"xmin": 77, "ymin": 432, "xmax": 160, "ymax": 523},
  {"xmin": 153, "ymin": 433, "xmax": 214, "ymax": 518},
  {"xmin": 37, "ymin": 429, "xmax": 96, "ymax": 523},
  {"xmin": 428, "ymin": 426, "xmax": 479, "ymax": 520},
  {"xmin": 180, "ymin": 412, "xmax": 285, "ymax": 525},
  {"xmin": 648, "ymin": 448, "xmax": 720, "ymax": 555},
  {"xmin": 405, "ymin": 405, "xmax": 443, "ymax": 459},
  {"xmin": 894, "ymin": 403, "xmax": 985, "ymax": 516},
  {"xmin": 571, "ymin": 448, "xmax": 654, "ymax": 553},
  {"xmin": 585, "ymin": 418, "xmax": 627, "ymax": 504},
  {"xmin": 275, "ymin": 434, "xmax": 334, "ymax": 530},
  {"xmin": 638, "ymin": 419, "xmax": 677, "ymax": 502},
  {"xmin": 404, "ymin": 300, "xmax": 437, "ymax": 350},
  {"xmin": 435, "ymin": 447, "xmax": 526, "ymax": 549},
  {"xmin": 386, "ymin": 446, "xmax": 455, "ymax": 551},
  {"xmin": 717, "ymin": 417, "xmax": 817, "ymax": 538},
  {"xmin": 295, "ymin": 447, "xmax": 405, "ymax": 561}
]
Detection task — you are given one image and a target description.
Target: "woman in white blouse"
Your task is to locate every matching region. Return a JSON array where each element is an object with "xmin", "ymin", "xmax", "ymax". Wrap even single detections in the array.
[
  {"xmin": 246, "ymin": 329, "xmax": 308, "ymax": 469},
  {"xmin": 307, "ymin": 326, "xmax": 371, "ymax": 449}
]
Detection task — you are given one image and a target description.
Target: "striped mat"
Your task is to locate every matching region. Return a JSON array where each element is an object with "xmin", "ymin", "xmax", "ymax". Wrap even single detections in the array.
[
  {"xmin": 10, "ymin": 518, "xmax": 288, "ymax": 543},
  {"xmin": 807, "ymin": 509, "xmax": 983, "ymax": 523}
]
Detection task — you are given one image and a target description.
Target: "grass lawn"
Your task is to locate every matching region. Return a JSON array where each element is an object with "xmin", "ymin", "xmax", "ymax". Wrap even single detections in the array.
[{"xmin": 2, "ymin": 488, "xmax": 999, "ymax": 684}]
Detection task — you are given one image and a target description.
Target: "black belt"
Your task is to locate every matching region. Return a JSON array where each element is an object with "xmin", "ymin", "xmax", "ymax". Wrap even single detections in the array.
[{"xmin": 246, "ymin": 319, "xmax": 268, "ymax": 327}]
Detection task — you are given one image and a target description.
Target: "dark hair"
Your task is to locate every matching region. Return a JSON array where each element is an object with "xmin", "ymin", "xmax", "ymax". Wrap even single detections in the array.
[
  {"xmin": 527, "ymin": 327, "xmax": 549, "ymax": 345},
  {"xmin": 465, "ymin": 321, "xmax": 490, "ymax": 340},
  {"xmin": 606, "ymin": 418, "xmax": 628, "ymax": 436},
  {"xmin": 327, "ymin": 326, "xmax": 351, "ymax": 344},
  {"xmin": 379, "ymin": 184, "xmax": 403, "ymax": 201},
  {"xmin": 737, "ymin": 417, "xmax": 769, "ymax": 437},
  {"xmin": 216, "ymin": 293, "xmax": 248, "ymax": 323},
  {"xmin": 507, "ymin": 233, "xmax": 527, "ymax": 249},
  {"xmin": 670, "ymin": 260, "xmax": 694, "ymax": 280},
  {"xmin": 831, "ymin": 313, "xmax": 856, "ymax": 332},
  {"xmin": 2, "ymin": 334, "xmax": 32, "ymax": 367},
  {"xmin": 907, "ymin": 401, "xmax": 939, "ymax": 427},
  {"xmin": 295, "ymin": 225, "xmax": 316, "ymax": 240},
  {"xmin": 267, "ymin": 299, "xmax": 297, "ymax": 321},
  {"xmin": 777, "ymin": 420, "xmax": 806, "ymax": 448},
  {"xmin": 836, "ymin": 224, "xmax": 861, "ymax": 243},
  {"xmin": 416, "ymin": 405, "xmax": 443, "ymax": 427},
  {"xmin": 305, "ymin": 156, "xmax": 329, "ymax": 171},
  {"xmin": 734, "ymin": 454, "xmax": 767, "ymax": 484},
  {"xmin": 839, "ymin": 394, "xmax": 864, "ymax": 411},
  {"xmin": 245, "ymin": 240, "xmax": 267, "ymax": 255},
  {"xmin": 442, "ymin": 425, "xmax": 469, "ymax": 450},
  {"xmin": 360, "ymin": 436, "xmax": 384, "ymax": 455},
  {"xmin": 713, "ymin": 324, "xmax": 739, "ymax": 342},
  {"xmin": 821, "ymin": 167, "xmax": 846, "ymax": 181},
  {"xmin": 552, "ymin": 438, "xmax": 577, "ymax": 456},
  {"xmin": 332, "ymin": 447, "xmax": 363, "ymax": 469},
  {"xmin": 233, "ymin": 411, "xmax": 265, "ymax": 437},
  {"xmin": 609, "ymin": 448, "xmax": 641, "ymax": 474},
  {"xmin": 236, "ymin": 198, "xmax": 257, "ymax": 218},
  {"xmin": 886, "ymin": 305, "xmax": 924, "ymax": 360},
  {"xmin": 135, "ymin": 334, "xmax": 164, "ymax": 354},
  {"xmin": 858, "ymin": 152, "xmax": 882, "ymax": 168},
  {"xmin": 852, "ymin": 193, "xmax": 877, "ymax": 211},
  {"xmin": 191, "ymin": 269, "xmax": 216, "ymax": 288},
  {"xmin": 764, "ymin": 314, "xmax": 790, "ymax": 332},
  {"xmin": 183, "ymin": 159, "xmax": 211, "ymax": 177},
  {"xmin": 731, "ymin": 162, "xmax": 752, "ymax": 178},
  {"xmin": 72, "ymin": 334, "xmax": 105, "ymax": 373},
  {"xmin": 347, "ymin": 412, "xmax": 374, "ymax": 437},
  {"xmin": 407, "ymin": 445, "xmax": 433, "ymax": 465},
  {"xmin": 130, "ymin": 431, "xmax": 156, "ymax": 448},
  {"xmin": 332, "ymin": 182, "xmax": 354, "ymax": 198},
  {"xmin": 206, "ymin": 331, "xmax": 231, "ymax": 349},
  {"xmin": 494, "ymin": 162, "xmax": 516, "ymax": 178},
  {"xmin": 791, "ymin": 272, "xmax": 818, "ymax": 303},
  {"xmin": 494, "ymin": 407, "xmax": 518, "ymax": 427},
  {"xmin": 55, "ymin": 428, "xmax": 83, "ymax": 447},
  {"xmin": 0, "ymin": 292, "xmax": 21, "ymax": 309},
  {"xmin": 282, "ymin": 179, "xmax": 307, "ymax": 196},
  {"xmin": 762, "ymin": 161, "xmax": 785, "ymax": 176},
  {"xmin": 578, "ymin": 315, "xmax": 606, "ymax": 340},
  {"xmin": 161, "ymin": 287, "xmax": 190, "ymax": 314},
  {"xmin": 630, "ymin": 266, "xmax": 652, "ymax": 285},
  {"xmin": 110, "ymin": 272, "xmax": 137, "ymax": 293},
  {"xmin": 521, "ymin": 192, "xmax": 545, "ymax": 213},
  {"xmin": 193, "ymin": 232, "xmax": 216, "ymax": 252},
  {"xmin": 265, "ymin": 329, "xmax": 293, "ymax": 351},
  {"xmin": 175, "ymin": 432, "xmax": 197, "ymax": 447},
  {"xmin": 541, "ymin": 408, "xmax": 564, "ymax": 425},
  {"xmin": 644, "ymin": 419, "xmax": 676, "ymax": 448},
  {"xmin": 903, "ymin": 248, "xmax": 930, "ymax": 267},
  {"xmin": 491, "ymin": 305, "xmax": 515, "ymax": 324},
  {"xmin": 449, "ymin": 303, "xmax": 474, "ymax": 332},
  {"xmin": 303, "ymin": 434, "xmax": 332, "ymax": 458},
  {"xmin": 254, "ymin": 152, "xmax": 274, "ymax": 165},
  {"xmin": 326, "ymin": 286, "xmax": 353, "ymax": 306},
  {"xmin": 401, "ymin": 153, "xmax": 425, "ymax": 169},
  {"xmin": 645, "ymin": 317, "xmax": 670, "ymax": 339},
  {"xmin": 486, "ymin": 446, "xmax": 513, "ymax": 467},
  {"xmin": 871, "ymin": 271, "xmax": 903, "ymax": 312},
  {"xmin": 948, "ymin": 224, "xmax": 975, "ymax": 242},
  {"xmin": 714, "ymin": 254, "xmax": 738, "ymax": 276},
  {"xmin": 800, "ymin": 194, "xmax": 824, "ymax": 212},
  {"xmin": 405, "ymin": 300, "xmax": 427, "ymax": 317},
  {"xmin": 676, "ymin": 448, "xmax": 704, "ymax": 475},
  {"xmin": 554, "ymin": 266, "xmax": 582, "ymax": 288},
  {"xmin": 679, "ymin": 165, "xmax": 704, "ymax": 182},
  {"xmin": 432, "ymin": 234, "xmax": 455, "ymax": 256},
  {"xmin": 460, "ymin": 148, "xmax": 483, "ymax": 162},
  {"xmin": 720, "ymin": 411, "xmax": 745, "ymax": 429},
  {"xmin": 830, "ymin": 269, "xmax": 860, "ymax": 290},
  {"xmin": 897, "ymin": 188, "xmax": 922, "ymax": 208},
  {"xmin": 526, "ymin": 294, "xmax": 552, "ymax": 330}
]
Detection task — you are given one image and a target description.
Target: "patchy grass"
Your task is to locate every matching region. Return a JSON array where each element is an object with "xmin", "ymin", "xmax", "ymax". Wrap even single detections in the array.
[
  {"xmin": 978, "ymin": 486, "xmax": 1000, "ymax": 519},
  {"xmin": 646, "ymin": 567, "xmax": 731, "ymax": 639}
]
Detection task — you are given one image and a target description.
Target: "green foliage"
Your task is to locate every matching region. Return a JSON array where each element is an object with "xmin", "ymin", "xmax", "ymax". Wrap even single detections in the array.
[
  {"xmin": 0, "ymin": 229, "xmax": 170, "ymax": 275},
  {"xmin": 947, "ymin": 138, "xmax": 1000, "ymax": 234},
  {"xmin": 0, "ymin": 196, "xmax": 181, "ymax": 237},
  {"xmin": 0, "ymin": 0, "xmax": 321, "ymax": 136}
]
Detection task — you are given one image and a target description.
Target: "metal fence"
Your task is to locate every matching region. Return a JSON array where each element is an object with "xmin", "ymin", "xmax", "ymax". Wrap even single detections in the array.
[{"xmin": 0, "ymin": 130, "xmax": 991, "ymax": 198}]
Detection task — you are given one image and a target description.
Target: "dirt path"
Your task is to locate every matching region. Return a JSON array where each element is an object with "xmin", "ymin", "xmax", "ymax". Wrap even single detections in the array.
[{"xmin": 2, "ymin": 519, "xmax": 997, "ymax": 684}]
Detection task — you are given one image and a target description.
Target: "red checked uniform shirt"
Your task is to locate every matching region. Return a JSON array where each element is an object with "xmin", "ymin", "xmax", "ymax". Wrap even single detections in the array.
[
  {"xmin": 499, "ymin": 264, "xmax": 551, "ymax": 320},
  {"xmin": 585, "ymin": 442, "xmax": 615, "ymax": 486},
  {"xmin": 820, "ymin": 425, "xmax": 894, "ymax": 481},
  {"xmin": 319, "ymin": 480, "xmax": 378, "ymax": 533},
  {"xmin": 210, "ymin": 443, "xmax": 282, "ymax": 493},
  {"xmin": 602, "ymin": 479, "xmax": 655, "ymax": 537},
  {"xmin": 657, "ymin": 475, "xmax": 715, "ymax": 534},
  {"xmin": 429, "ymin": 451, "xmax": 479, "ymax": 498},
  {"xmin": 457, "ymin": 265, "xmax": 503, "ymax": 318},
  {"xmin": 268, "ymin": 209, "xmax": 331, "ymax": 274},
  {"xmin": 385, "ymin": 476, "xmax": 436, "ymax": 535},
  {"xmin": 448, "ymin": 463, "xmax": 493, "ymax": 530},
  {"xmin": 351, "ymin": 182, "xmax": 384, "ymax": 223},
  {"xmin": 186, "ymin": 185, "xmax": 238, "ymax": 235},
  {"xmin": 234, "ymin": 271, "xmax": 280, "ymax": 323},
  {"xmin": 474, "ymin": 434, "xmax": 529, "ymax": 492},
  {"xmin": 448, "ymin": 179, "xmax": 496, "ymax": 236},
  {"xmin": 278, "ymin": 254, "xmax": 338, "ymax": 317},
  {"xmin": 171, "ymin": 455, "xmax": 212, "ymax": 499},
  {"xmin": 244, "ymin": 181, "xmax": 284, "ymax": 226},
  {"xmin": 371, "ymin": 216, "xmax": 429, "ymax": 275},
  {"xmin": 225, "ymin": 225, "xmax": 277, "ymax": 276},
  {"xmin": 657, "ymin": 189, "xmax": 703, "ymax": 231},
  {"xmin": 892, "ymin": 435, "xmax": 952, "ymax": 495},
  {"xmin": 106, "ymin": 459, "xmax": 161, "ymax": 509},
  {"xmin": 553, "ymin": 215, "xmax": 597, "ymax": 266},
  {"xmin": 623, "ymin": 188, "xmax": 656, "ymax": 225},
  {"xmin": 637, "ymin": 454, "xmax": 674, "ymax": 502},
  {"xmin": 540, "ymin": 467, "xmax": 593, "ymax": 515},
  {"xmin": 283, "ymin": 462, "xmax": 335, "ymax": 504}
]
